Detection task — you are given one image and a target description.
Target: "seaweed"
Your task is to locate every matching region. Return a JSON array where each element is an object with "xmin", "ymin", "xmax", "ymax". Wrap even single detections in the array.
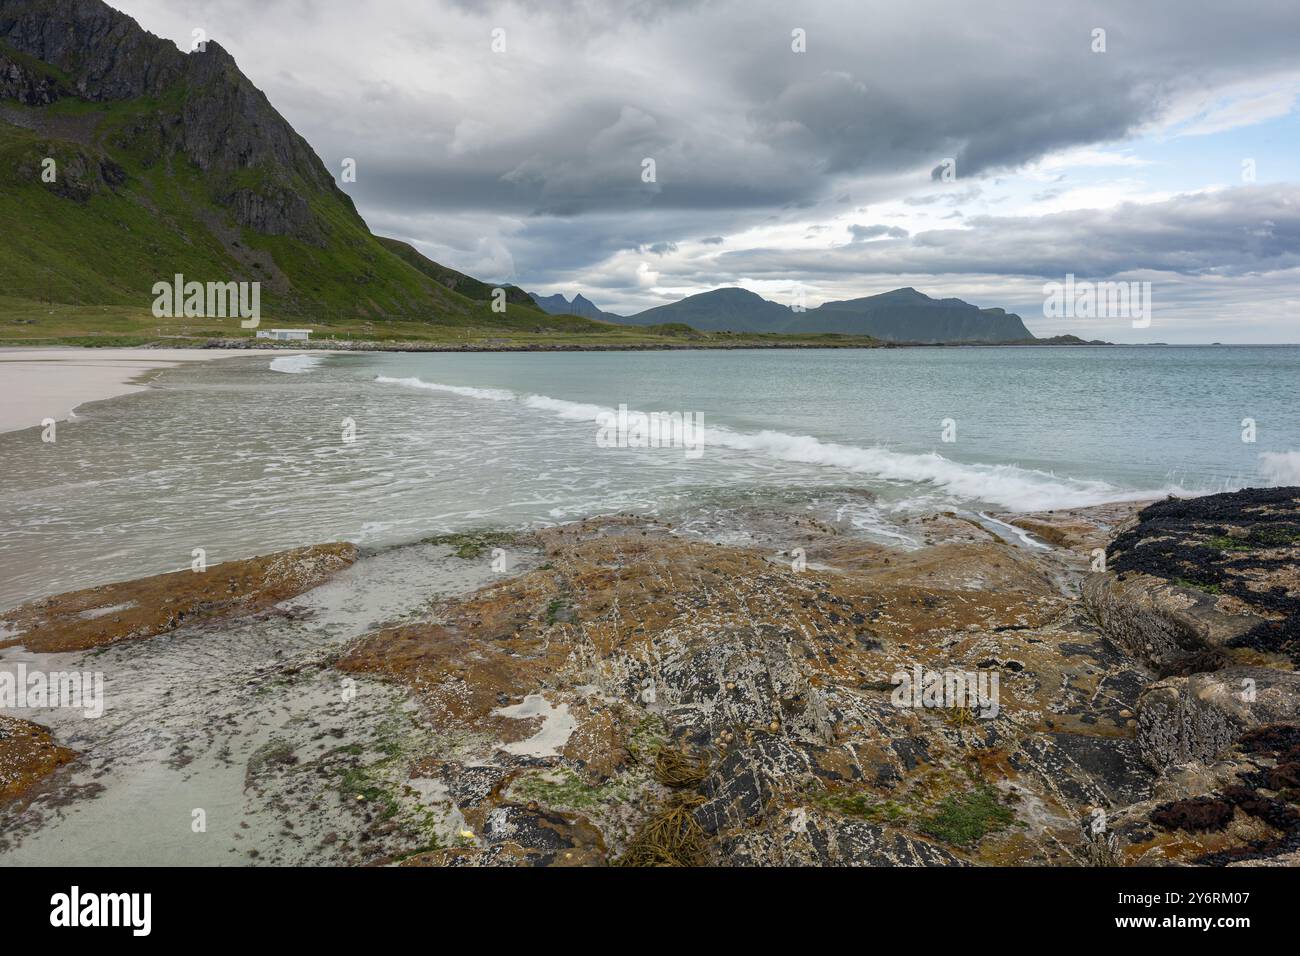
[
  {"xmin": 421, "ymin": 530, "xmax": 516, "ymax": 560},
  {"xmin": 1107, "ymin": 488, "xmax": 1300, "ymax": 663},
  {"xmin": 616, "ymin": 793, "xmax": 709, "ymax": 867},
  {"xmin": 1149, "ymin": 796, "xmax": 1234, "ymax": 832},
  {"xmin": 652, "ymin": 746, "xmax": 710, "ymax": 788}
]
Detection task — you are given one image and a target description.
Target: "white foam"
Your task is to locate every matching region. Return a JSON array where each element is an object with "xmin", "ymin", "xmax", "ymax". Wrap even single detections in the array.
[
  {"xmin": 375, "ymin": 375, "xmax": 515, "ymax": 402},
  {"xmin": 371, "ymin": 376, "xmax": 1183, "ymax": 511},
  {"xmin": 269, "ymin": 354, "xmax": 322, "ymax": 374},
  {"xmin": 1260, "ymin": 451, "xmax": 1300, "ymax": 486},
  {"xmin": 523, "ymin": 394, "xmax": 610, "ymax": 420}
]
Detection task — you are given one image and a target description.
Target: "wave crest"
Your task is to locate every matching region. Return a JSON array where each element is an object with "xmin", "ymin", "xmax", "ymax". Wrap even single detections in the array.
[{"xmin": 373, "ymin": 375, "xmax": 1180, "ymax": 511}]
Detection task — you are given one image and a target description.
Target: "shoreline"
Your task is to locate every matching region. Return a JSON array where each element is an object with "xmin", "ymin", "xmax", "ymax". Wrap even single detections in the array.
[
  {"xmin": 4, "ymin": 339, "xmax": 1291, "ymax": 357},
  {"xmin": 4, "ymin": 490, "xmax": 1295, "ymax": 866},
  {"xmin": 0, "ymin": 347, "xmax": 252, "ymax": 434}
]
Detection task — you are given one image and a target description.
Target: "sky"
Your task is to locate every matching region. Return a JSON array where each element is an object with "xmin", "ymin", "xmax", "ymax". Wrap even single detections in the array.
[{"xmin": 111, "ymin": 0, "xmax": 1300, "ymax": 342}]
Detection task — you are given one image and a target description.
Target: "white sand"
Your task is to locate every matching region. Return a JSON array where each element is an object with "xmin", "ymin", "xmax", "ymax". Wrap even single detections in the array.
[{"xmin": 0, "ymin": 348, "xmax": 248, "ymax": 434}]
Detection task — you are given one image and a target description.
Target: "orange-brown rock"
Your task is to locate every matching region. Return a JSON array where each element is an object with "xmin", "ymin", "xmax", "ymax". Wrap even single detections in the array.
[
  {"xmin": 337, "ymin": 512, "xmax": 1158, "ymax": 866},
  {"xmin": 0, "ymin": 543, "xmax": 357, "ymax": 653},
  {"xmin": 0, "ymin": 716, "xmax": 76, "ymax": 804}
]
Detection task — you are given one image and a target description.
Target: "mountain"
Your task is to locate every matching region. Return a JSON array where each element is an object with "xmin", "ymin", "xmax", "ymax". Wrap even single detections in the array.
[
  {"xmin": 619, "ymin": 285, "xmax": 1034, "ymax": 342},
  {"xmin": 804, "ymin": 288, "xmax": 1034, "ymax": 342},
  {"xmin": 627, "ymin": 287, "xmax": 796, "ymax": 332},
  {"xmin": 530, "ymin": 292, "xmax": 622, "ymax": 323},
  {"xmin": 377, "ymin": 237, "xmax": 537, "ymax": 310},
  {"xmin": 0, "ymin": 0, "xmax": 542, "ymax": 324}
]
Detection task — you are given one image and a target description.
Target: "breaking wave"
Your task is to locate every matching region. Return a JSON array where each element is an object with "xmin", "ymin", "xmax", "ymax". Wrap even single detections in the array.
[
  {"xmin": 374, "ymin": 376, "xmax": 515, "ymax": 401},
  {"xmin": 269, "ymin": 354, "xmax": 322, "ymax": 374},
  {"xmin": 1260, "ymin": 451, "xmax": 1300, "ymax": 486},
  {"xmin": 375, "ymin": 375, "xmax": 1183, "ymax": 511}
]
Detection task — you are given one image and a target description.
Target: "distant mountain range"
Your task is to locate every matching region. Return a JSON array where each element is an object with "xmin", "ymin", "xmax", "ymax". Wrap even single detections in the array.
[
  {"xmin": 528, "ymin": 292, "xmax": 623, "ymax": 324},
  {"xmin": 531, "ymin": 286, "xmax": 1037, "ymax": 343}
]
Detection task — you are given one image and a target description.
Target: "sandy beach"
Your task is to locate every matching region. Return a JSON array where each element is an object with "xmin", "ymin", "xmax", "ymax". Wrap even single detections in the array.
[{"xmin": 0, "ymin": 348, "xmax": 248, "ymax": 434}]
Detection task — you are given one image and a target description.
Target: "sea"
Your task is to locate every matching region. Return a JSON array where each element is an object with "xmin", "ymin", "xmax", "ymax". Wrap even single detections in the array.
[{"xmin": 1, "ymin": 345, "xmax": 1297, "ymax": 608}]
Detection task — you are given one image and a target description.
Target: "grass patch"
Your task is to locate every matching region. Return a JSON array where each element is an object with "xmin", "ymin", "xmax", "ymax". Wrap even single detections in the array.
[
  {"xmin": 1206, "ymin": 536, "xmax": 1253, "ymax": 552},
  {"xmin": 811, "ymin": 788, "xmax": 906, "ymax": 823},
  {"xmin": 917, "ymin": 785, "xmax": 1015, "ymax": 847},
  {"xmin": 512, "ymin": 768, "xmax": 624, "ymax": 810},
  {"xmin": 1175, "ymin": 577, "xmax": 1222, "ymax": 595},
  {"xmin": 1248, "ymin": 527, "xmax": 1300, "ymax": 547},
  {"xmin": 422, "ymin": 530, "xmax": 515, "ymax": 559}
]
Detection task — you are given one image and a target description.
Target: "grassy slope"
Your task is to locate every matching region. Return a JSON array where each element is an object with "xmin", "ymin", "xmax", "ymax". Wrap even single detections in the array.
[
  {"xmin": 0, "ymin": 75, "xmax": 605, "ymax": 338},
  {"xmin": 0, "ymin": 55, "xmax": 884, "ymax": 349},
  {"xmin": 374, "ymin": 236, "xmax": 539, "ymax": 310}
]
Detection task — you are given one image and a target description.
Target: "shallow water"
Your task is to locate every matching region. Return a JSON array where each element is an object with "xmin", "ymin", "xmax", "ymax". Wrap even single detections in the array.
[
  {"xmin": 0, "ymin": 543, "xmax": 509, "ymax": 865},
  {"xmin": 0, "ymin": 346, "xmax": 1295, "ymax": 608}
]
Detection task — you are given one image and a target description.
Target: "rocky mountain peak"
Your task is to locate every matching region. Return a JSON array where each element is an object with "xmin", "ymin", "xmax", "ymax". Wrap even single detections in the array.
[{"xmin": 1, "ymin": 0, "xmax": 352, "ymax": 242}]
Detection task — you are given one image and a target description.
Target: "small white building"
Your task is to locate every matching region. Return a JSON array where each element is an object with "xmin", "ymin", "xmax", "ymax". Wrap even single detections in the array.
[{"xmin": 256, "ymin": 329, "xmax": 312, "ymax": 341}]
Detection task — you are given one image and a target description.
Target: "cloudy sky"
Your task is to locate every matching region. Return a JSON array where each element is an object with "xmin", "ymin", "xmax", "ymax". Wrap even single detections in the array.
[{"xmin": 114, "ymin": 0, "xmax": 1300, "ymax": 341}]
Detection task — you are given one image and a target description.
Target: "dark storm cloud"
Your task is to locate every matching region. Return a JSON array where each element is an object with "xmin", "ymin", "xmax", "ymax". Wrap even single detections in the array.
[{"xmin": 151, "ymin": 0, "xmax": 1296, "ymax": 222}]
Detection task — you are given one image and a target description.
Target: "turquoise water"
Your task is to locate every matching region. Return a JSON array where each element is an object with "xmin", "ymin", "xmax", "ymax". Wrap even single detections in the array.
[{"xmin": 1, "ymin": 346, "xmax": 1296, "ymax": 607}]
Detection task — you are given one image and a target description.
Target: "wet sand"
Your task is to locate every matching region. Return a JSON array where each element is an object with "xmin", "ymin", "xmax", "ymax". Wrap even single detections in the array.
[{"xmin": 0, "ymin": 348, "xmax": 248, "ymax": 434}]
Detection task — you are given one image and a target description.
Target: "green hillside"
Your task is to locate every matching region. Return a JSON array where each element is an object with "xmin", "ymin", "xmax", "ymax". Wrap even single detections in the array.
[{"xmin": 0, "ymin": 1, "xmax": 570, "ymax": 337}]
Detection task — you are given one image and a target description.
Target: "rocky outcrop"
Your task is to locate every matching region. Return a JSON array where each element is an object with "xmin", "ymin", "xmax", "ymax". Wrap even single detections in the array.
[
  {"xmin": 0, "ymin": 0, "xmax": 184, "ymax": 101},
  {"xmin": 337, "ymin": 508, "xmax": 1160, "ymax": 866},
  {"xmin": 1084, "ymin": 571, "xmax": 1260, "ymax": 671},
  {"xmin": 1096, "ymin": 723, "xmax": 1300, "ymax": 866},
  {"xmin": 1069, "ymin": 488, "xmax": 1300, "ymax": 863},
  {"xmin": 10, "ymin": 139, "xmax": 125, "ymax": 200},
  {"xmin": 219, "ymin": 184, "xmax": 323, "ymax": 245},
  {"xmin": 1137, "ymin": 667, "xmax": 1300, "ymax": 770},
  {"xmin": 1, "ymin": 0, "xmax": 347, "ymax": 239},
  {"xmin": 0, "ymin": 543, "xmax": 357, "ymax": 652},
  {"xmin": 0, "ymin": 715, "xmax": 76, "ymax": 804},
  {"xmin": 1084, "ymin": 488, "xmax": 1300, "ymax": 671},
  {"xmin": 0, "ymin": 47, "xmax": 64, "ymax": 104}
]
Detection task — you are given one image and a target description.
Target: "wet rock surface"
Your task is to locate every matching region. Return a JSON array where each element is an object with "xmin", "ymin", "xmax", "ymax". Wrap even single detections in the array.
[
  {"xmin": 1086, "ymin": 488, "xmax": 1300, "ymax": 670},
  {"xmin": 1137, "ymin": 667, "xmax": 1300, "ymax": 770},
  {"xmin": 0, "ymin": 543, "xmax": 357, "ymax": 653},
  {"xmin": 4, "ymin": 488, "xmax": 1297, "ymax": 867},
  {"xmin": 0, "ymin": 715, "xmax": 76, "ymax": 804},
  {"xmin": 338, "ymin": 506, "xmax": 1159, "ymax": 866}
]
